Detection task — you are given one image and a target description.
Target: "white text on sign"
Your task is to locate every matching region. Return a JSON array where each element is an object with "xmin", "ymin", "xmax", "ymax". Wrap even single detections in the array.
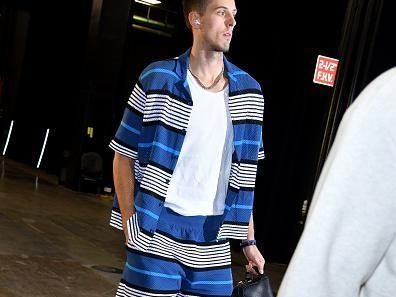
[{"xmin": 313, "ymin": 55, "xmax": 339, "ymax": 87}]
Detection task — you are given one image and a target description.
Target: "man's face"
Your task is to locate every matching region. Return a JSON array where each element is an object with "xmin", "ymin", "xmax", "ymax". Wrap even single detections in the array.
[{"xmin": 198, "ymin": 0, "xmax": 237, "ymax": 52}]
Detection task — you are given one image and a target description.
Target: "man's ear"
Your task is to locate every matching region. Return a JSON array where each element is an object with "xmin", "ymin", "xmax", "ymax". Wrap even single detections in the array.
[{"xmin": 188, "ymin": 11, "xmax": 201, "ymax": 28}]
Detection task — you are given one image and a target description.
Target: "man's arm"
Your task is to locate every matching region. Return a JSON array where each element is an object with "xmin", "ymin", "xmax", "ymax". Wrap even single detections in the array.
[
  {"xmin": 247, "ymin": 213, "xmax": 255, "ymax": 240},
  {"xmin": 243, "ymin": 214, "xmax": 265, "ymax": 274},
  {"xmin": 113, "ymin": 152, "xmax": 135, "ymax": 243}
]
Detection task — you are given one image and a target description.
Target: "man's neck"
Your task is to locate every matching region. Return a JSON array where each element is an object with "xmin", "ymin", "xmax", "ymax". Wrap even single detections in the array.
[
  {"xmin": 189, "ymin": 46, "xmax": 228, "ymax": 93},
  {"xmin": 189, "ymin": 46, "xmax": 224, "ymax": 78}
]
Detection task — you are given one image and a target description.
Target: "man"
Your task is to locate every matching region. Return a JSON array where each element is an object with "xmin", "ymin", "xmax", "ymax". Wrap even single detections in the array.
[
  {"xmin": 277, "ymin": 68, "xmax": 396, "ymax": 297},
  {"xmin": 110, "ymin": 0, "xmax": 265, "ymax": 296}
]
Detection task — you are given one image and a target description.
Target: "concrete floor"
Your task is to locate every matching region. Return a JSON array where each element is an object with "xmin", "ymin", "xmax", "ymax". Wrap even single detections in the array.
[{"xmin": 0, "ymin": 158, "xmax": 286, "ymax": 297}]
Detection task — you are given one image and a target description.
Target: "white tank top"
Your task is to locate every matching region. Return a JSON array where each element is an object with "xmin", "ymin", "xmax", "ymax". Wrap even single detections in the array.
[{"xmin": 164, "ymin": 70, "xmax": 233, "ymax": 216}]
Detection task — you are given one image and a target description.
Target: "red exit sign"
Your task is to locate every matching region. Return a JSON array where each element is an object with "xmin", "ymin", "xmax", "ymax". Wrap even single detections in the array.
[{"xmin": 313, "ymin": 55, "xmax": 339, "ymax": 87}]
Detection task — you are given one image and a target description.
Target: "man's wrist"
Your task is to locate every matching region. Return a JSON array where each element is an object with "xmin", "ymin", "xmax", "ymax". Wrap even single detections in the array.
[{"xmin": 240, "ymin": 239, "xmax": 256, "ymax": 248}]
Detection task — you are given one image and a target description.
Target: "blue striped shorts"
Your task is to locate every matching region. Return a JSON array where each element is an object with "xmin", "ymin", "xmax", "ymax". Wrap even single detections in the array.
[{"xmin": 115, "ymin": 207, "xmax": 233, "ymax": 297}]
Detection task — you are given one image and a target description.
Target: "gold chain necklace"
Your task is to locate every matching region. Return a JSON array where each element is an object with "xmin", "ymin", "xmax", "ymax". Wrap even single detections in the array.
[{"xmin": 188, "ymin": 64, "xmax": 224, "ymax": 90}]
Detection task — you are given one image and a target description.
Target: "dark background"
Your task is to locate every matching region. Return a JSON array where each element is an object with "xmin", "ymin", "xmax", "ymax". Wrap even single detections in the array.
[{"xmin": 0, "ymin": 0, "xmax": 395, "ymax": 263}]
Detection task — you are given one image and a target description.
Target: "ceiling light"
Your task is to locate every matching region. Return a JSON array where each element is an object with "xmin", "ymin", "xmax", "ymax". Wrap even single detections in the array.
[{"xmin": 135, "ymin": 0, "xmax": 162, "ymax": 5}]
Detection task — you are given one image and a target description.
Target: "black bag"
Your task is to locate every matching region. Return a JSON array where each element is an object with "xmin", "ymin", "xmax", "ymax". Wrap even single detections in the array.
[{"xmin": 232, "ymin": 273, "xmax": 274, "ymax": 297}]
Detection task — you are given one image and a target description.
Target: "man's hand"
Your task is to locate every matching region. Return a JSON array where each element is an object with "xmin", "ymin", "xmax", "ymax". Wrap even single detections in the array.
[{"xmin": 242, "ymin": 245, "xmax": 265, "ymax": 275}]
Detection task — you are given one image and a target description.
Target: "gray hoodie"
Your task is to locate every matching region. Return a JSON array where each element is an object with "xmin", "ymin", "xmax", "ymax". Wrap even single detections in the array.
[{"xmin": 277, "ymin": 68, "xmax": 396, "ymax": 297}]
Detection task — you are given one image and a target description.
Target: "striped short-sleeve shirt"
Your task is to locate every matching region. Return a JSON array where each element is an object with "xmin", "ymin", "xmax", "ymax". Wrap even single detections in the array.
[{"xmin": 109, "ymin": 49, "xmax": 265, "ymax": 240}]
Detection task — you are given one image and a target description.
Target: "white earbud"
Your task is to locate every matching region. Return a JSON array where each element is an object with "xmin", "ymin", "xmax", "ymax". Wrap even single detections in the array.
[{"xmin": 195, "ymin": 19, "xmax": 200, "ymax": 25}]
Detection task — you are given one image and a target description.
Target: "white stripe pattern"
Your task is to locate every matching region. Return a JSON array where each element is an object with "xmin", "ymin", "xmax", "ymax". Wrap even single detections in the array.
[
  {"xmin": 140, "ymin": 164, "xmax": 172, "ymax": 199},
  {"xmin": 217, "ymin": 224, "xmax": 249, "ymax": 240},
  {"xmin": 258, "ymin": 150, "xmax": 265, "ymax": 160},
  {"xmin": 238, "ymin": 163, "xmax": 258, "ymax": 188},
  {"xmin": 114, "ymin": 208, "xmax": 238, "ymax": 262},
  {"xmin": 125, "ymin": 213, "xmax": 231, "ymax": 269},
  {"xmin": 110, "ymin": 209, "xmax": 123, "ymax": 230},
  {"xmin": 127, "ymin": 214, "xmax": 141, "ymax": 247},
  {"xmin": 145, "ymin": 232, "xmax": 231, "ymax": 268},
  {"xmin": 229, "ymin": 162, "xmax": 258, "ymax": 189},
  {"xmin": 126, "ymin": 230, "xmax": 231, "ymax": 268},
  {"xmin": 127, "ymin": 230, "xmax": 152, "ymax": 251},
  {"xmin": 144, "ymin": 94, "xmax": 192, "ymax": 130},
  {"xmin": 229, "ymin": 93, "xmax": 264, "ymax": 122},
  {"xmin": 126, "ymin": 213, "xmax": 151, "ymax": 252},
  {"xmin": 109, "ymin": 140, "xmax": 138, "ymax": 159},
  {"xmin": 134, "ymin": 159, "xmax": 145, "ymax": 183},
  {"xmin": 128, "ymin": 84, "xmax": 146, "ymax": 114}
]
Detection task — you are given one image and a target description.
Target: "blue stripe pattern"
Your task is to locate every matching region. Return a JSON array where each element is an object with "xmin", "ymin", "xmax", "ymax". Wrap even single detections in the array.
[
  {"xmin": 126, "ymin": 263, "xmax": 181, "ymax": 279},
  {"xmin": 121, "ymin": 121, "xmax": 141, "ymax": 135},
  {"xmin": 134, "ymin": 205, "xmax": 160, "ymax": 220},
  {"xmin": 225, "ymin": 204, "xmax": 253, "ymax": 211},
  {"xmin": 234, "ymin": 140, "xmax": 261, "ymax": 146},
  {"xmin": 138, "ymin": 141, "xmax": 181, "ymax": 155},
  {"xmin": 140, "ymin": 68, "xmax": 180, "ymax": 80}
]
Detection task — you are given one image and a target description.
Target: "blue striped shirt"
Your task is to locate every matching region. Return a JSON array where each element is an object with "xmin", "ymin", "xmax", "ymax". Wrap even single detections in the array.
[{"xmin": 109, "ymin": 49, "xmax": 265, "ymax": 240}]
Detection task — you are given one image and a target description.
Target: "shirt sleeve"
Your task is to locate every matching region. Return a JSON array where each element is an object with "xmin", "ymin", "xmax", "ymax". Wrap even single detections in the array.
[
  {"xmin": 258, "ymin": 87, "xmax": 265, "ymax": 160},
  {"xmin": 258, "ymin": 137, "xmax": 265, "ymax": 160},
  {"xmin": 109, "ymin": 81, "xmax": 146, "ymax": 159}
]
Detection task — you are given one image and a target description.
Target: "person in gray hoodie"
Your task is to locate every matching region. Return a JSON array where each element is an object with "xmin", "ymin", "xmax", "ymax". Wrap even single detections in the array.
[{"xmin": 277, "ymin": 67, "xmax": 396, "ymax": 297}]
